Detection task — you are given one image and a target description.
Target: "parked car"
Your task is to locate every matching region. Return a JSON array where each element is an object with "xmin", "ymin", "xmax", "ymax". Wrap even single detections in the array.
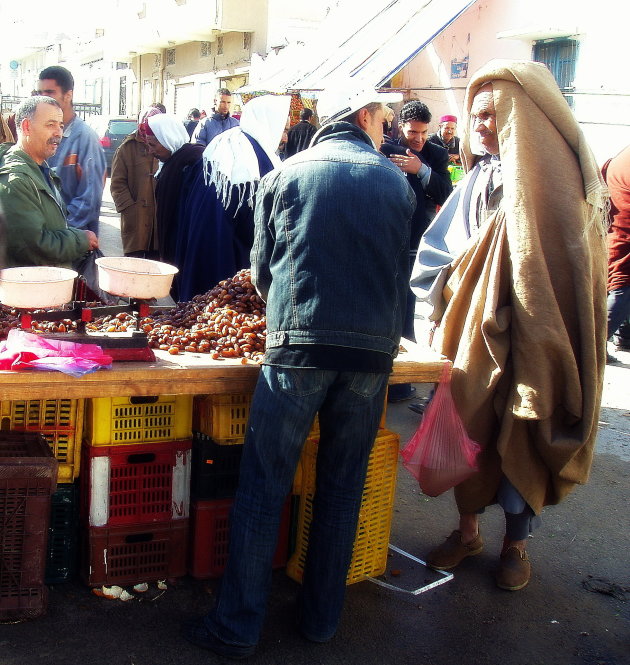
[{"xmin": 86, "ymin": 115, "xmax": 138, "ymax": 173}]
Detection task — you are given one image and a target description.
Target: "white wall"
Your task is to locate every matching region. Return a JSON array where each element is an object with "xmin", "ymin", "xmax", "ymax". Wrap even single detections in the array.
[{"xmin": 396, "ymin": 0, "xmax": 629, "ymax": 165}]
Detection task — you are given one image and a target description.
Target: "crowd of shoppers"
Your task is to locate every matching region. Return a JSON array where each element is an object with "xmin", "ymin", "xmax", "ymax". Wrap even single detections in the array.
[{"xmin": 0, "ymin": 57, "xmax": 622, "ymax": 660}]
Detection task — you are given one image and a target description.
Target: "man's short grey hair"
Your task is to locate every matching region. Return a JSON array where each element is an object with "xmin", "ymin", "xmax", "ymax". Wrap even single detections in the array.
[{"xmin": 15, "ymin": 96, "xmax": 61, "ymax": 132}]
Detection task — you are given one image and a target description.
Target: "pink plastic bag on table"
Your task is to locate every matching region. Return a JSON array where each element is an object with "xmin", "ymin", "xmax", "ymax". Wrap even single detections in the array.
[
  {"xmin": 0, "ymin": 329, "xmax": 112, "ymax": 377},
  {"xmin": 400, "ymin": 364, "xmax": 481, "ymax": 497}
]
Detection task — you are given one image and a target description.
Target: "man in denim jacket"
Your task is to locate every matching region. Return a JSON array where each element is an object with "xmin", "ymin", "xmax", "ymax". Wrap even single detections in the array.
[{"xmin": 183, "ymin": 83, "xmax": 415, "ymax": 659}]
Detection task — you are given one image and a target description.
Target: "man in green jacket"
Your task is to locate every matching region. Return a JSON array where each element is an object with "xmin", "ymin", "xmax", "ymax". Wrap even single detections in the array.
[{"xmin": 0, "ymin": 96, "xmax": 98, "ymax": 268}]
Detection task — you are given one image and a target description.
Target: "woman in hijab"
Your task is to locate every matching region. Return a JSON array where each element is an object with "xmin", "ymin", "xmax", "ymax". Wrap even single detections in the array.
[
  {"xmin": 110, "ymin": 105, "xmax": 163, "ymax": 258},
  {"xmin": 174, "ymin": 95, "xmax": 290, "ymax": 302},
  {"xmin": 143, "ymin": 113, "xmax": 204, "ymax": 266}
]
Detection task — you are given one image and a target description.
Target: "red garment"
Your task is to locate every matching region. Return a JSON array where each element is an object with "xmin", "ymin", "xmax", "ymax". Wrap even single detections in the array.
[{"xmin": 604, "ymin": 145, "xmax": 630, "ymax": 291}]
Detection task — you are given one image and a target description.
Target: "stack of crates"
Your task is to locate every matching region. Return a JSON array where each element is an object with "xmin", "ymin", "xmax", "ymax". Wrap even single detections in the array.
[
  {"xmin": 80, "ymin": 395, "xmax": 193, "ymax": 587},
  {"xmin": 189, "ymin": 393, "xmax": 291, "ymax": 579},
  {"xmin": 287, "ymin": 428, "xmax": 399, "ymax": 586},
  {"xmin": 1, "ymin": 398, "xmax": 83, "ymax": 584},
  {"xmin": 0, "ymin": 431, "xmax": 58, "ymax": 621}
]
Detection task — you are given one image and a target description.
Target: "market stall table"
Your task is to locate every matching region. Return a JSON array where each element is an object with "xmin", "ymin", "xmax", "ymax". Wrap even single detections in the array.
[{"xmin": 0, "ymin": 345, "xmax": 449, "ymax": 401}]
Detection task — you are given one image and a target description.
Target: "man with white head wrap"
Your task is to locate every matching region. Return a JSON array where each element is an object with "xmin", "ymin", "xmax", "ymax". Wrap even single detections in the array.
[
  {"xmin": 173, "ymin": 94, "xmax": 290, "ymax": 301},
  {"xmin": 143, "ymin": 113, "xmax": 204, "ymax": 267}
]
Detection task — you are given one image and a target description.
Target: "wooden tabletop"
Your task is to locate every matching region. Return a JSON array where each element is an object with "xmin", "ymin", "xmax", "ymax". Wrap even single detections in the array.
[{"xmin": 0, "ymin": 345, "xmax": 450, "ymax": 400}]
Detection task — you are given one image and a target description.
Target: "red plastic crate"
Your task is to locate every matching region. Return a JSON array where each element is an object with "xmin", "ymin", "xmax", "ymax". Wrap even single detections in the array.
[
  {"xmin": 81, "ymin": 439, "xmax": 191, "ymax": 527},
  {"xmin": 82, "ymin": 520, "xmax": 188, "ymax": 587},
  {"xmin": 1, "ymin": 431, "xmax": 58, "ymax": 621},
  {"xmin": 188, "ymin": 498, "xmax": 290, "ymax": 579}
]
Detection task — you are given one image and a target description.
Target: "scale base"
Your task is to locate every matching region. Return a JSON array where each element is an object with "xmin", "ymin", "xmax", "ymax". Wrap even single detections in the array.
[{"xmin": 40, "ymin": 332, "xmax": 156, "ymax": 362}]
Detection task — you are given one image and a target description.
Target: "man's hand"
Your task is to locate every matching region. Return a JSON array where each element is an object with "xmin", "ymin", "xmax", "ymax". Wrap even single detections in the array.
[
  {"xmin": 388, "ymin": 149, "xmax": 423, "ymax": 175},
  {"xmin": 85, "ymin": 230, "xmax": 99, "ymax": 250}
]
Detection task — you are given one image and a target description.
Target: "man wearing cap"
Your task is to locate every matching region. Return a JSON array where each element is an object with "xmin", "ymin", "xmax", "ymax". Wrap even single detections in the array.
[
  {"xmin": 428, "ymin": 114, "xmax": 461, "ymax": 164},
  {"xmin": 182, "ymin": 84, "xmax": 415, "ymax": 658}
]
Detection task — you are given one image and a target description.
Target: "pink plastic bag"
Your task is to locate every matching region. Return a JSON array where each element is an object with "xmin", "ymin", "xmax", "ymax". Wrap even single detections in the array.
[
  {"xmin": 0, "ymin": 329, "xmax": 112, "ymax": 377},
  {"xmin": 400, "ymin": 365, "xmax": 481, "ymax": 497}
]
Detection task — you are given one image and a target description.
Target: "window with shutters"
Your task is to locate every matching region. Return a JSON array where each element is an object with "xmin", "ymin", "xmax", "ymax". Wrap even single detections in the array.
[{"xmin": 533, "ymin": 38, "xmax": 578, "ymax": 108}]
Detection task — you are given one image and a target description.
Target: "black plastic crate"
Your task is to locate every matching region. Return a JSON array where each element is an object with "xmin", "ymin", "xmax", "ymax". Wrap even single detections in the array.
[
  {"xmin": 46, "ymin": 483, "xmax": 80, "ymax": 584},
  {"xmin": 191, "ymin": 432, "xmax": 243, "ymax": 500}
]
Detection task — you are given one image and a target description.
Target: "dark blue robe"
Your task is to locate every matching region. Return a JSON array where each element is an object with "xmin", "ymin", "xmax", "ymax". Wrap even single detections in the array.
[{"xmin": 174, "ymin": 133, "xmax": 273, "ymax": 302}]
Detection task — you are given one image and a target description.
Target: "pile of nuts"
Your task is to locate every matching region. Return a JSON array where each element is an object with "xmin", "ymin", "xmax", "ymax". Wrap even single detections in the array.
[{"xmin": 0, "ymin": 269, "xmax": 268, "ymax": 363}]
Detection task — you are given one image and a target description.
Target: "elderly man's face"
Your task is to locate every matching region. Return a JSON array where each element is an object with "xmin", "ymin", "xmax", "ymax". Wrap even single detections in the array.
[
  {"xmin": 471, "ymin": 85, "xmax": 499, "ymax": 155},
  {"xmin": 440, "ymin": 121, "xmax": 457, "ymax": 142},
  {"xmin": 144, "ymin": 134, "xmax": 171, "ymax": 161},
  {"xmin": 21, "ymin": 102, "xmax": 64, "ymax": 164}
]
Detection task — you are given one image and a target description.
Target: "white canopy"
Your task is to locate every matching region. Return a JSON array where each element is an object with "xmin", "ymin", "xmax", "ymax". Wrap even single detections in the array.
[{"xmin": 239, "ymin": 0, "xmax": 477, "ymax": 94}]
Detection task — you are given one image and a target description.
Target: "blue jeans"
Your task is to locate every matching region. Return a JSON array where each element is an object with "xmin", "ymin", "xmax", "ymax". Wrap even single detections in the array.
[
  {"xmin": 607, "ymin": 286, "xmax": 630, "ymax": 339},
  {"xmin": 203, "ymin": 365, "xmax": 389, "ymax": 647}
]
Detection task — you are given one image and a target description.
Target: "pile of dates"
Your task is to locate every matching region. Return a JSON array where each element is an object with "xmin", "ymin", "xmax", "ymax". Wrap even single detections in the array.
[
  {"xmin": 90, "ymin": 269, "xmax": 267, "ymax": 362},
  {"xmin": 0, "ymin": 308, "xmax": 20, "ymax": 340},
  {"xmin": 0, "ymin": 308, "xmax": 81, "ymax": 338}
]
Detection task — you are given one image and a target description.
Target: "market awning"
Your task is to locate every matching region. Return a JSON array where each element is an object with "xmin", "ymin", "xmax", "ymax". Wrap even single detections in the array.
[{"xmin": 239, "ymin": 0, "xmax": 477, "ymax": 94}]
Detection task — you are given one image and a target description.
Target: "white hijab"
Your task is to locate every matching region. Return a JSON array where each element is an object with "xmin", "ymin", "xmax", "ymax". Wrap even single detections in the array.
[
  {"xmin": 147, "ymin": 114, "xmax": 190, "ymax": 175},
  {"xmin": 203, "ymin": 94, "xmax": 291, "ymax": 211}
]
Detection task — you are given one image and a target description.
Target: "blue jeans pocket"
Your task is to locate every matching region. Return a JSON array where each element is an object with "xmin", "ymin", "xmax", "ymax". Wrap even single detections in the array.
[
  {"xmin": 349, "ymin": 372, "xmax": 387, "ymax": 398},
  {"xmin": 275, "ymin": 367, "xmax": 327, "ymax": 396}
]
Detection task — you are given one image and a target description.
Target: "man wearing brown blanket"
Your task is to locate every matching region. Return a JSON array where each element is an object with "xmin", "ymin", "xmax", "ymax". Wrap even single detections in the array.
[{"xmin": 410, "ymin": 60, "xmax": 608, "ymax": 591}]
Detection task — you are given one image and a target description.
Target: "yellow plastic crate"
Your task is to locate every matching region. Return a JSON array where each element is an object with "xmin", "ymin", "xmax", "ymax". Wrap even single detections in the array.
[
  {"xmin": 85, "ymin": 395, "xmax": 193, "ymax": 445},
  {"xmin": 0, "ymin": 399, "xmax": 84, "ymax": 482},
  {"xmin": 308, "ymin": 396, "xmax": 387, "ymax": 437},
  {"xmin": 287, "ymin": 429, "xmax": 399, "ymax": 585},
  {"xmin": 194, "ymin": 393, "xmax": 253, "ymax": 445},
  {"xmin": 194, "ymin": 393, "xmax": 320, "ymax": 446}
]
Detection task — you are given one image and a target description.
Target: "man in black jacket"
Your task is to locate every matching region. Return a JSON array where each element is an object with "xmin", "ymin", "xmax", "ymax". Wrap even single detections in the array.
[
  {"xmin": 381, "ymin": 100, "xmax": 452, "ymax": 401},
  {"xmin": 285, "ymin": 108, "xmax": 317, "ymax": 157}
]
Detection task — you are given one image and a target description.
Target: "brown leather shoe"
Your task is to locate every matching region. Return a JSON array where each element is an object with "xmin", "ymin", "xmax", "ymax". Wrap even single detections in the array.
[
  {"xmin": 496, "ymin": 547, "xmax": 531, "ymax": 591},
  {"xmin": 426, "ymin": 529, "xmax": 483, "ymax": 570}
]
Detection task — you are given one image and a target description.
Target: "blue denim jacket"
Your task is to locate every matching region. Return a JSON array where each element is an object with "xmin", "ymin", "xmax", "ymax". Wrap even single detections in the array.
[
  {"xmin": 47, "ymin": 115, "xmax": 106, "ymax": 234},
  {"xmin": 252, "ymin": 121, "xmax": 416, "ymax": 357}
]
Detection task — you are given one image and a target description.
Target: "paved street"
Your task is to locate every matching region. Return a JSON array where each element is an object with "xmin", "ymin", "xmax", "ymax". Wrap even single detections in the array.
[
  {"xmin": 1, "ymin": 187, "xmax": 628, "ymax": 665},
  {"xmin": 98, "ymin": 180, "xmax": 124, "ymax": 258}
]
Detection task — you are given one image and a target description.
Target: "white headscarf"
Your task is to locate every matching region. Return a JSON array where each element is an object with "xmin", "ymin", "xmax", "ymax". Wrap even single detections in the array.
[
  {"xmin": 147, "ymin": 113, "xmax": 189, "ymax": 155},
  {"xmin": 202, "ymin": 95, "xmax": 291, "ymax": 211}
]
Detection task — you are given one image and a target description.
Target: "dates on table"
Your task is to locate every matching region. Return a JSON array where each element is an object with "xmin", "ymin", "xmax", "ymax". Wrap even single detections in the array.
[
  {"xmin": 0, "ymin": 269, "xmax": 268, "ymax": 363},
  {"xmin": 92, "ymin": 269, "xmax": 267, "ymax": 362}
]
